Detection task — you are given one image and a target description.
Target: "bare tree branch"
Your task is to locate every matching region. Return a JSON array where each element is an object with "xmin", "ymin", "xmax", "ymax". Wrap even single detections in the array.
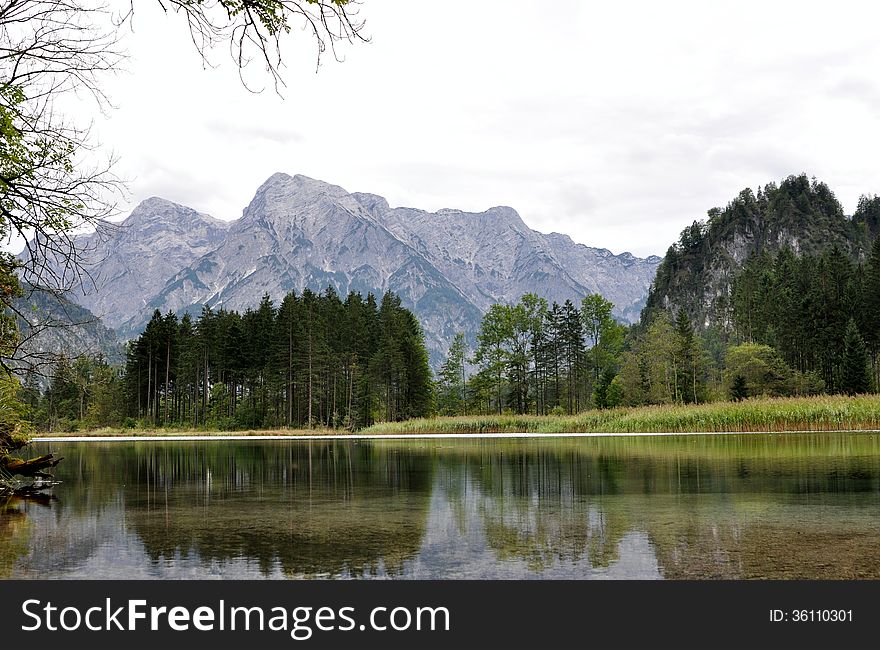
[{"xmin": 142, "ymin": 1, "xmax": 369, "ymax": 94}]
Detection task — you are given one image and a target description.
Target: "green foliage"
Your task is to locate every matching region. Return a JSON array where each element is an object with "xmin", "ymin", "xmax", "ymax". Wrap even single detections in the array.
[
  {"xmin": 0, "ymin": 84, "xmax": 79, "ymax": 240},
  {"xmin": 1, "ymin": 373, "xmax": 32, "ymax": 492},
  {"xmin": 581, "ymin": 293, "xmax": 622, "ymax": 395},
  {"xmin": 437, "ymin": 333, "xmax": 468, "ymax": 415},
  {"xmin": 841, "ymin": 320, "xmax": 871, "ymax": 395},
  {"xmin": 0, "ymin": 252, "xmax": 22, "ymax": 370},
  {"xmin": 205, "ymin": 0, "xmax": 352, "ymax": 37},
  {"xmin": 729, "ymin": 245, "xmax": 873, "ymax": 393},
  {"xmin": 852, "ymin": 194, "xmax": 880, "ymax": 246},
  {"xmin": 0, "ymin": 374, "xmax": 30, "ymax": 447},
  {"xmin": 470, "ymin": 293, "xmax": 615, "ymax": 416},
  {"xmin": 592, "ymin": 367, "xmax": 616, "ymax": 409},
  {"xmin": 729, "ymin": 375, "xmax": 748, "ymax": 402},
  {"xmin": 673, "ymin": 309, "xmax": 704, "ymax": 404},
  {"xmin": 34, "ymin": 355, "xmax": 124, "ymax": 432},
  {"xmin": 121, "ymin": 289, "xmax": 431, "ymax": 430},
  {"xmin": 723, "ymin": 343, "xmax": 793, "ymax": 398}
]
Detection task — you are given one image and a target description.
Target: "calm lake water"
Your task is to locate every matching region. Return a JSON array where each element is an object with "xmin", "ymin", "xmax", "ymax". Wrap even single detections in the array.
[{"xmin": 2, "ymin": 434, "xmax": 880, "ymax": 579}]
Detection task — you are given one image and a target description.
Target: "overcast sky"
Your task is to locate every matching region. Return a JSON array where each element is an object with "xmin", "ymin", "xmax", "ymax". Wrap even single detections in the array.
[{"xmin": 68, "ymin": 0, "xmax": 880, "ymax": 258}]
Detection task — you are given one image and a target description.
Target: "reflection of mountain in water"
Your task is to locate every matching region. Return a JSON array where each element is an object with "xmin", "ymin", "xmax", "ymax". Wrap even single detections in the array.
[
  {"xmin": 425, "ymin": 452, "xmax": 639, "ymax": 574},
  {"xmin": 404, "ymin": 471, "xmax": 661, "ymax": 579},
  {"xmin": 4, "ymin": 435, "xmax": 880, "ymax": 579}
]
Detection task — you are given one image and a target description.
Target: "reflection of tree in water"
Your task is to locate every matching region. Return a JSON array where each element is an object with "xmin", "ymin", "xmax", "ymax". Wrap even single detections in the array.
[
  {"xmin": 118, "ymin": 442, "xmax": 433, "ymax": 577},
  {"xmin": 0, "ymin": 495, "xmax": 50, "ymax": 577},
  {"xmin": 629, "ymin": 441, "xmax": 880, "ymax": 578}
]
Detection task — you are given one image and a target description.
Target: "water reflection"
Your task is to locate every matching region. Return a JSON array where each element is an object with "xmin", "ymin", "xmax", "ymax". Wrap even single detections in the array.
[{"xmin": 2, "ymin": 434, "xmax": 880, "ymax": 579}]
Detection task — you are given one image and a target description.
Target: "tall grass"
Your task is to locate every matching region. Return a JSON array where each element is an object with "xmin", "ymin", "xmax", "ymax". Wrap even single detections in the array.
[{"xmin": 361, "ymin": 394, "xmax": 880, "ymax": 435}]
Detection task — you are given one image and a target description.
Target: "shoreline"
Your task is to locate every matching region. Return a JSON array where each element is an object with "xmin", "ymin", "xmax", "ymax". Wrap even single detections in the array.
[{"xmin": 32, "ymin": 429, "xmax": 880, "ymax": 442}]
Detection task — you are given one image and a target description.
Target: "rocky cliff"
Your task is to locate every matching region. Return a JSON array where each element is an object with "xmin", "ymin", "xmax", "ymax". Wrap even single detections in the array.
[{"xmin": 642, "ymin": 174, "xmax": 879, "ymax": 329}]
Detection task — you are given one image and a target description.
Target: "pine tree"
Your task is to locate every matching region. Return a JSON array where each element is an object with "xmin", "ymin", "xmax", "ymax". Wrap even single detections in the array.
[
  {"xmin": 398, "ymin": 309, "xmax": 433, "ymax": 420},
  {"xmin": 841, "ymin": 319, "xmax": 871, "ymax": 395},
  {"xmin": 544, "ymin": 302, "xmax": 563, "ymax": 411},
  {"xmin": 593, "ymin": 367, "xmax": 616, "ymax": 409},
  {"xmin": 109, "ymin": 287, "xmax": 431, "ymax": 431},
  {"xmin": 561, "ymin": 299, "xmax": 584, "ymax": 413},
  {"xmin": 729, "ymin": 374, "xmax": 748, "ymax": 401},
  {"xmin": 521, "ymin": 293, "xmax": 548, "ymax": 416},
  {"xmin": 674, "ymin": 309, "xmax": 700, "ymax": 403},
  {"xmin": 438, "ymin": 333, "xmax": 468, "ymax": 415},
  {"xmin": 863, "ymin": 237, "xmax": 880, "ymax": 388}
]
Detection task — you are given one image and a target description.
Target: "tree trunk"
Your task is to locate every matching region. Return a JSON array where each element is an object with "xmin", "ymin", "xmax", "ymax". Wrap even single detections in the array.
[
  {"xmin": 308, "ymin": 338, "xmax": 313, "ymax": 427},
  {"xmin": 164, "ymin": 341, "xmax": 170, "ymax": 424},
  {"xmin": 3, "ymin": 454, "xmax": 62, "ymax": 479},
  {"xmin": 147, "ymin": 350, "xmax": 152, "ymax": 424}
]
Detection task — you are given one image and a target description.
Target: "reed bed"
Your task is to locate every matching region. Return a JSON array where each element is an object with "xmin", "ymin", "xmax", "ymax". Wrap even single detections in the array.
[{"xmin": 361, "ymin": 394, "xmax": 880, "ymax": 435}]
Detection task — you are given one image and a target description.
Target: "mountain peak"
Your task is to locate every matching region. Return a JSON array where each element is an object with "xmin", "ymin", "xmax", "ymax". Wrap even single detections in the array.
[
  {"xmin": 128, "ymin": 196, "xmax": 187, "ymax": 218},
  {"xmin": 257, "ymin": 172, "xmax": 343, "ymax": 194},
  {"xmin": 352, "ymin": 192, "xmax": 391, "ymax": 218},
  {"xmin": 125, "ymin": 197, "xmax": 228, "ymax": 230},
  {"xmin": 240, "ymin": 173, "xmax": 361, "ymax": 231},
  {"xmin": 481, "ymin": 205, "xmax": 529, "ymax": 231}
]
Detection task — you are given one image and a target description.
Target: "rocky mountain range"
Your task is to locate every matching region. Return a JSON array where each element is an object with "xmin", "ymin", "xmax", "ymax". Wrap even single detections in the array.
[
  {"xmin": 12, "ymin": 284, "xmax": 124, "ymax": 376},
  {"xmin": 27, "ymin": 173, "xmax": 661, "ymax": 366}
]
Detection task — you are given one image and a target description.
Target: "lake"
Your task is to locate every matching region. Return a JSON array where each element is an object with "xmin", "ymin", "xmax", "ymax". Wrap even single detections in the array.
[{"xmin": 2, "ymin": 433, "xmax": 880, "ymax": 579}]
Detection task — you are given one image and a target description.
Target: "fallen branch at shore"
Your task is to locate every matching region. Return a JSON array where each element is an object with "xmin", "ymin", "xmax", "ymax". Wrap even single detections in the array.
[{"xmin": 3, "ymin": 453, "xmax": 62, "ymax": 478}]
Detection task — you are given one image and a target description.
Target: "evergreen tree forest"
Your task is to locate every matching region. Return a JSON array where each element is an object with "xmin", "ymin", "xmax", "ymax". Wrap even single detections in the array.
[
  {"xmin": 619, "ymin": 237, "xmax": 880, "ymax": 406},
  {"xmin": 23, "ymin": 289, "xmax": 433, "ymax": 431},
  {"xmin": 729, "ymin": 243, "xmax": 880, "ymax": 394}
]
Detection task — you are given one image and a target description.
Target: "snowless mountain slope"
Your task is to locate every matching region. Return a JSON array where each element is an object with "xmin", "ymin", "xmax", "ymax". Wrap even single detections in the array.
[{"xmin": 41, "ymin": 173, "xmax": 661, "ymax": 366}]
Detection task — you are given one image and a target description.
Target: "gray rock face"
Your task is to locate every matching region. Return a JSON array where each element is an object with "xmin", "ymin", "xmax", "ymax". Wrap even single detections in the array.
[
  {"xmin": 371, "ymin": 201, "xmax": 660, "ymax": 325},
  {"xmin": 13, "ymin": 284, "xmax": 124, "ymax": 374},
  {"xmin": 65, "ymin": 197, "xmax": 231, "ymax": 329},
  {"xmin": 44, "ymin": 173, "xmax": 661, "ymax": 366}
]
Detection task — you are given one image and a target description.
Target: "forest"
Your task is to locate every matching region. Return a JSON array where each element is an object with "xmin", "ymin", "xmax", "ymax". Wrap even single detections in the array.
[
  {"xmin": 430, "ymin": 240, "xmax": 880, "ymax": 418},
  {"xmin": 21, "ymin": 288, "xmax": 433, "ymax": 431},
  {"xmin": 17, "ymin": 232, "xmax": 880, "ymax": 431},
  {"xmin": 14, "ymin": 229, "xmax": 878, "ymax": 432}
]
